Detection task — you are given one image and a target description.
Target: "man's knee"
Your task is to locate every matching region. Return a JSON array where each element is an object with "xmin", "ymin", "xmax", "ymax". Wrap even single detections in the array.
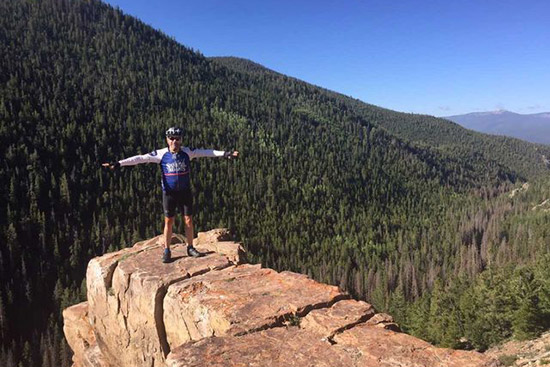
[
  {"xmin": 165, "ymin": 216, "xmax": 175, "ymax": 226},
  {"xmin": 184, "ymin": 215, "xmax": 193, "ymax": 226}
]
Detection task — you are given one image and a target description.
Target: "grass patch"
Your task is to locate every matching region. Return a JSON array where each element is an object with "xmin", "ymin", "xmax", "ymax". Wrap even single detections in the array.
[{"xmin": 284, "ymin": 314, "xmax": 301, "ymax": 327}]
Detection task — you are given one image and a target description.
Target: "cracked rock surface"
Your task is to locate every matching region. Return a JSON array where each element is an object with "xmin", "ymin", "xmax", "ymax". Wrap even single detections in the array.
[
  {"xmin": 163, "ymin": 263, "xmax": 346, "ymax": 348},
  {"xmin": 64, "ymin": 229, "xmax": 498, "ymax": 367},
  {"xmin": 333, "ymin": 324, "xmax": 499, "ymax": 367}
]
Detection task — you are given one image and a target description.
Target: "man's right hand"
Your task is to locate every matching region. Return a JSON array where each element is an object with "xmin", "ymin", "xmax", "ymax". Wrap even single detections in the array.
[
  {"xmin": 224, "ymin": 151, "xmax": 239, "ymax": 160},
  {"xmin": 102, "ymin": 161, "xmax": 120, "ymax": 170}
]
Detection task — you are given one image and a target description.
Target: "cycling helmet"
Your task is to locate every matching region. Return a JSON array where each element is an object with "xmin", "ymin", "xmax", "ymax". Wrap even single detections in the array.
[{"xmin": 165, "ymin": 127, "xmax": 183, "ymax": 137}]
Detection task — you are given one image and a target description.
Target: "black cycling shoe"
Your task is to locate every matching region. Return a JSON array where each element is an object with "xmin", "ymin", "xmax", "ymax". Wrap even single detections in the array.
[
  {"xmin": 187, "ymin": 246, "xmax": 201, "ymax": 258},
  {"xmin": 162, "ymin": 248, "xmax": 171, "ymax": 263}
]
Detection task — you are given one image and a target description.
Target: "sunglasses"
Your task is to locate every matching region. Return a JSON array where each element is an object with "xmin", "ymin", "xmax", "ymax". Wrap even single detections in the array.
[{"xmin": 168, "ymin": 136, "xmax": 181, "ymax": 141}]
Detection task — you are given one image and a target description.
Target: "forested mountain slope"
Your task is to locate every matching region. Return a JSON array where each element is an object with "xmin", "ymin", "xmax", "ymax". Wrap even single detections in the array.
[
  {"xmin": 363, "ymin": 111, "xmax": 550, "ymax": 181},
  {"xmin": 397, "ymin": 177, "xmax": 550, "ymax": 350},
  {"xmin": 0, "ymin": 0, "xmax": 548, "ymax": 366},
  {"xmin": 212, "ymin": 57, "xmax": 550, "ymax": 182}
]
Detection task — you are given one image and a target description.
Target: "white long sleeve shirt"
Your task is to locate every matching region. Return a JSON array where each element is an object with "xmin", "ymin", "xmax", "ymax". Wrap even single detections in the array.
[{"xmin": 119, "ymin": 147, "xmax": 225, "ymax": 191}]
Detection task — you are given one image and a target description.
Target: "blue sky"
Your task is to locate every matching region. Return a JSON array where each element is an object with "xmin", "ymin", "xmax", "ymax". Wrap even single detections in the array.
[{"xmin": 103, "ymin": 0, "xmax": 549, "ymax": 117}]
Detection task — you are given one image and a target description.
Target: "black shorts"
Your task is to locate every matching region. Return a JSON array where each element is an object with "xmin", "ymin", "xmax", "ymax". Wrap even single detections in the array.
[{"xmin": 162, "ymin": 189, "xmax": 193, "ymax": 217}]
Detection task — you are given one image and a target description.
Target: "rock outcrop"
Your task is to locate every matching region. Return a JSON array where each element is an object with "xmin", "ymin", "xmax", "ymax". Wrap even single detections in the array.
[
  {"xmin": 487, "ymin": 331, "xmax": 550, "ymax": 366},
  {"xmin": 64, "ymin": 229, "xmax": 499, "ymax": 367}
]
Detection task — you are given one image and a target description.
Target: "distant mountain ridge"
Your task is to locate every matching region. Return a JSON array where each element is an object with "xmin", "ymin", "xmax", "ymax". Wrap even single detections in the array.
[{"xmin": 443, "ymin": 110, "xmax": 550, "ymax": 145}]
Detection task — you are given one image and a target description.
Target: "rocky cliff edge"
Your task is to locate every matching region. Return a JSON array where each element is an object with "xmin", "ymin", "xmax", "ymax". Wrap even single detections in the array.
[{"xmin": 63, "ymin": 228, "xmax": 499, "ymax": 367}]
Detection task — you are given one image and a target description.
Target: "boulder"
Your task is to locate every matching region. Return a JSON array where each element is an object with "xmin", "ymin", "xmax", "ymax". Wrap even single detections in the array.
[
  {"xmin": 86, "ymin": 233, "xmax": 242, "ymax": 367},
  {"xmin": 365, "ymin": 312, "xmax": 402, "ymax": 331},
  {"xmin": 168, "ymin": 323, "xmax": 498, "ymax": 367},
  {"xmin": 301, "ymin": 299, "xmax": 376, "ymax": 339},
  {"xmin": 333, "ymin": 324, "xmax": 499, "ymax": 367},
  {"xmin": 193, "ymin": 228, "xmax": 246, "ymax": 263},
  {"xmin": 62, "ymin": 302, "xmax": 110, "ymax": 367},
  {"xmin": 64, "ymin": 229, "xmax": 499, "ymax": 367},
  {"xmin": 81, "ymin": 344, "xmax": 110, "ymax": 367},
  {"xmin": 163, "ymin": 264, "xmax": 346, "ymax": 348},
  {"xmin": 62, "ymin": 302, "xmax": 95, "ymax": 367},
  {"xmin": 166, "ymin": 327, "xmax": 353, "ymax": 367}
]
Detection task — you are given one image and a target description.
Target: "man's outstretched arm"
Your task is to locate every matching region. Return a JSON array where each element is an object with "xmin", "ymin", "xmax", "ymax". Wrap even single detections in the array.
[
  {"xmin": 186, "ymin": 148, "xmax": 239, "ymax": 160},
  {"xmin": 102, "ymin": 150, "xmax": 163, "ymax": 169}
]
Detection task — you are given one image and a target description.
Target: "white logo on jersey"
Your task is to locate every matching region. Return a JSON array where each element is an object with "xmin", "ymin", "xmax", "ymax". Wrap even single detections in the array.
[{"xmin": 166, "ymin": 160, "xmax": 187, "ymax": 172}]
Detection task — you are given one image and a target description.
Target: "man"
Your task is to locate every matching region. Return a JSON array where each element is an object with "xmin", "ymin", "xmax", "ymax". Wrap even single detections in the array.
[{"xmin": 102, "ymin": 127, "xmax": 239, "ymax": 263}]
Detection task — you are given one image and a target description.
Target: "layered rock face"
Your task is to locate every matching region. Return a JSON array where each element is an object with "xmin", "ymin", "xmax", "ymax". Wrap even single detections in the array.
[{"xmin": 64, "ymin": 229, "xmax": 498, "ymax": 367}]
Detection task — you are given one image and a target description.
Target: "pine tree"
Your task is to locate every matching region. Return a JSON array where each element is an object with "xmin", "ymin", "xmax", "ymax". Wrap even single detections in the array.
[
  {"xmin": 511, "ymin": 267, "xmax": 544, "ymax": 340},
  {"xmin": 388, "ymin": 285, "xmax": 408, "ymax": 331}
]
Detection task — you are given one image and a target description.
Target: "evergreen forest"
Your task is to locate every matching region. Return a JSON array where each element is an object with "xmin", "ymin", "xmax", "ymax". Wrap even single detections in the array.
[{"xmin": 0, "ymin": 0, "xmax": 549, "ymax": 365}]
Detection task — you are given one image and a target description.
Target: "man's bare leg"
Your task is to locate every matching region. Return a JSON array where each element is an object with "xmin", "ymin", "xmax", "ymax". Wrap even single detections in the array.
[
  {"xmin": 184, "ymin": 215, "xmax": 201, "ymax": 257},
  {"xmin": 164, "ymin": 216, "xmax": 175, "ymax": 250},
  {"xmin": 184, "ymin": 215, "xmax": 194, "ymax": 247}
]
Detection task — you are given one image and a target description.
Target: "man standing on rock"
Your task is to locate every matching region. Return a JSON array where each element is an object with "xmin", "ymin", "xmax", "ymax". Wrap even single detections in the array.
[{"xmin": 102, "ymin": 127, "xmax": 239, "ymax": 263}]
